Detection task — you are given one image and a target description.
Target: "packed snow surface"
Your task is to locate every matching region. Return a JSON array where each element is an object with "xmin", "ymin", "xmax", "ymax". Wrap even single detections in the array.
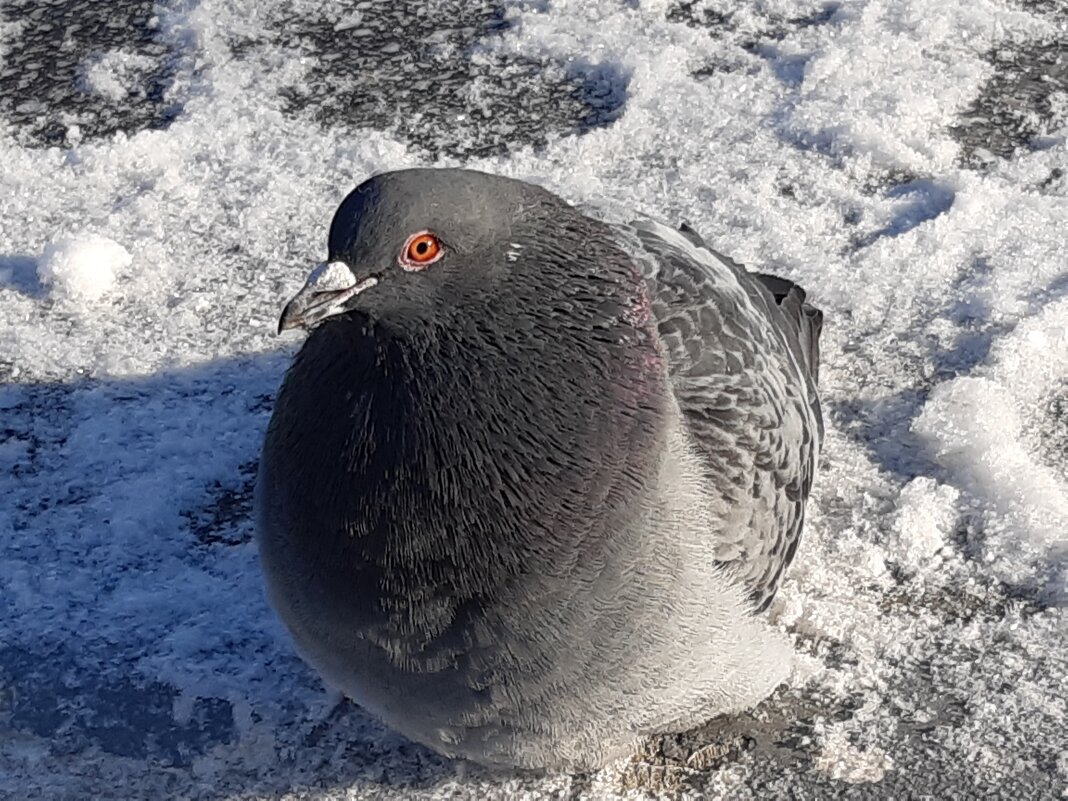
[{"xmin": 0, "ymin": 0, "xmax": 1065, "ymax": 798}]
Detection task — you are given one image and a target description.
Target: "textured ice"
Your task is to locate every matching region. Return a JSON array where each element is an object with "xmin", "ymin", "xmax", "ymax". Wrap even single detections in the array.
[{"xmin": 0, "ymin": 0, "xmax": 1066, "ymax": 798}]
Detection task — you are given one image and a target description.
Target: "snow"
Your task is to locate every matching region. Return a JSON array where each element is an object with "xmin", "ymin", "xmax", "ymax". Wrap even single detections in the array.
[
  {"xmin": 81, "ymin": 50, "xmax": 161, "ymax": 103},
  {"xmin": 0, "ymin": 0, "xmax": 1066, "ymax": 798},
  {"xmin": 813, "ymin": 721, "xmax": 894, "ymax": 784},
  {"xmin": 36, "ymin": 234, "xmax": 130, "ymax": 301},
  {"xmin": 890, "ymin": 477, "xmax": 959, "ymax": 574},
  {"xmin": 914, "ymin": 298, "xmax": 1068, "ymax": 599}
]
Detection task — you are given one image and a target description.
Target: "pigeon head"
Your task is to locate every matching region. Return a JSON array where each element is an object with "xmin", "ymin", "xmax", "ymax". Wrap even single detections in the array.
[{"xmin": 277, "ymin": 167, "xmax": 571, "ymax": 333}]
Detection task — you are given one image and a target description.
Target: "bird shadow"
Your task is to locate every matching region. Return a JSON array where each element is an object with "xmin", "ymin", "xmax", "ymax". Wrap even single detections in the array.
[{"xmin": 0, "ymin": 352, "xmax": 485, "ymax": 798}]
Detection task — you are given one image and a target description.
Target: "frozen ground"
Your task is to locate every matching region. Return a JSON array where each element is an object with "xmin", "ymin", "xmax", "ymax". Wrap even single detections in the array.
[{"xmin": 1, "ymin": 0, "xmax": 1066, "ymax": 798}]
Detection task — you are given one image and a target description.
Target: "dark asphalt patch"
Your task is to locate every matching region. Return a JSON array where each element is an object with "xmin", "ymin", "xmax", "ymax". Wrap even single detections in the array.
[
  {"xmin": 0, "ymin": 0, "xmax": 183, "ymax": 147},
  {"xmin": 231, "ymin": 0, "xmax": 627, "ymax": 159}
]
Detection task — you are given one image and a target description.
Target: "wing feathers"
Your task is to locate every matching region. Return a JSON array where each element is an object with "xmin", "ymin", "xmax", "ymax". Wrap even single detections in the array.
[{"xmin": 610, "ymin": 216, "xmax": 824, "ymax": 611}]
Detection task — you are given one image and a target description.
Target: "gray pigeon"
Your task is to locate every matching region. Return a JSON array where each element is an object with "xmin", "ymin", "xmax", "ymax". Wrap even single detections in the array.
[{"xmin": 255, "ymin": 167, "xmax": 824, "ymax": 771}]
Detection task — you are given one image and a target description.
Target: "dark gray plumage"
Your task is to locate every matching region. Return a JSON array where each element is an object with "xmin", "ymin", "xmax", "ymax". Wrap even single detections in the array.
[{"xmin": 255, "ymin": 167, "xmax": 823, "ymax": 771}]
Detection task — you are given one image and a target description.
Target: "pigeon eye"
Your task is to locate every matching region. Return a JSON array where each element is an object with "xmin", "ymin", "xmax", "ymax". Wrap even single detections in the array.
[{"xmin": 400, "ymin": 231, "xmax": 443, "ymax": 270}]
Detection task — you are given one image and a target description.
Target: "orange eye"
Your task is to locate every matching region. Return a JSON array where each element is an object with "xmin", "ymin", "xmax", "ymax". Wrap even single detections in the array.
[{"xmin": 400, "ymin": 231, "xmax": 443, "ymax": 270}]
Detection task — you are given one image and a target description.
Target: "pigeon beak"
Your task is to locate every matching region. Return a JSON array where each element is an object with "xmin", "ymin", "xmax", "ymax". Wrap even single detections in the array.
[{"xmin": 277, "ymin": 261, "xmax": 379, "ymax": 334}]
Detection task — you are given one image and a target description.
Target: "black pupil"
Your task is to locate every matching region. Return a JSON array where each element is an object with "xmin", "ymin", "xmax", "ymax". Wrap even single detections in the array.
[{"xmin": 415, "ymin": 240, "xmax": 428, "ymax": 255}]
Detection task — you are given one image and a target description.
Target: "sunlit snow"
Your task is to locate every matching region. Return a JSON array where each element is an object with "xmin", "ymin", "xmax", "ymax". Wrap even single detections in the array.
[{"xmin": 36, "ymin": 234, "xmax": 130, "ymax": 301}]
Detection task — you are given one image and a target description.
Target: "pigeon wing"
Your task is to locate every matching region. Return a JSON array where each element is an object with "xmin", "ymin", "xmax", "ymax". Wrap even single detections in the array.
[{"xmin": 609, "ymin": 216, "xmax": 823, "ymax": 611}]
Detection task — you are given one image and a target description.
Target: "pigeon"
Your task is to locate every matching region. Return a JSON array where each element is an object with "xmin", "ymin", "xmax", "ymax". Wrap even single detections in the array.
[{"xmin": 255, "ymin": 167, "xmax": 824, "ymax": 771}]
